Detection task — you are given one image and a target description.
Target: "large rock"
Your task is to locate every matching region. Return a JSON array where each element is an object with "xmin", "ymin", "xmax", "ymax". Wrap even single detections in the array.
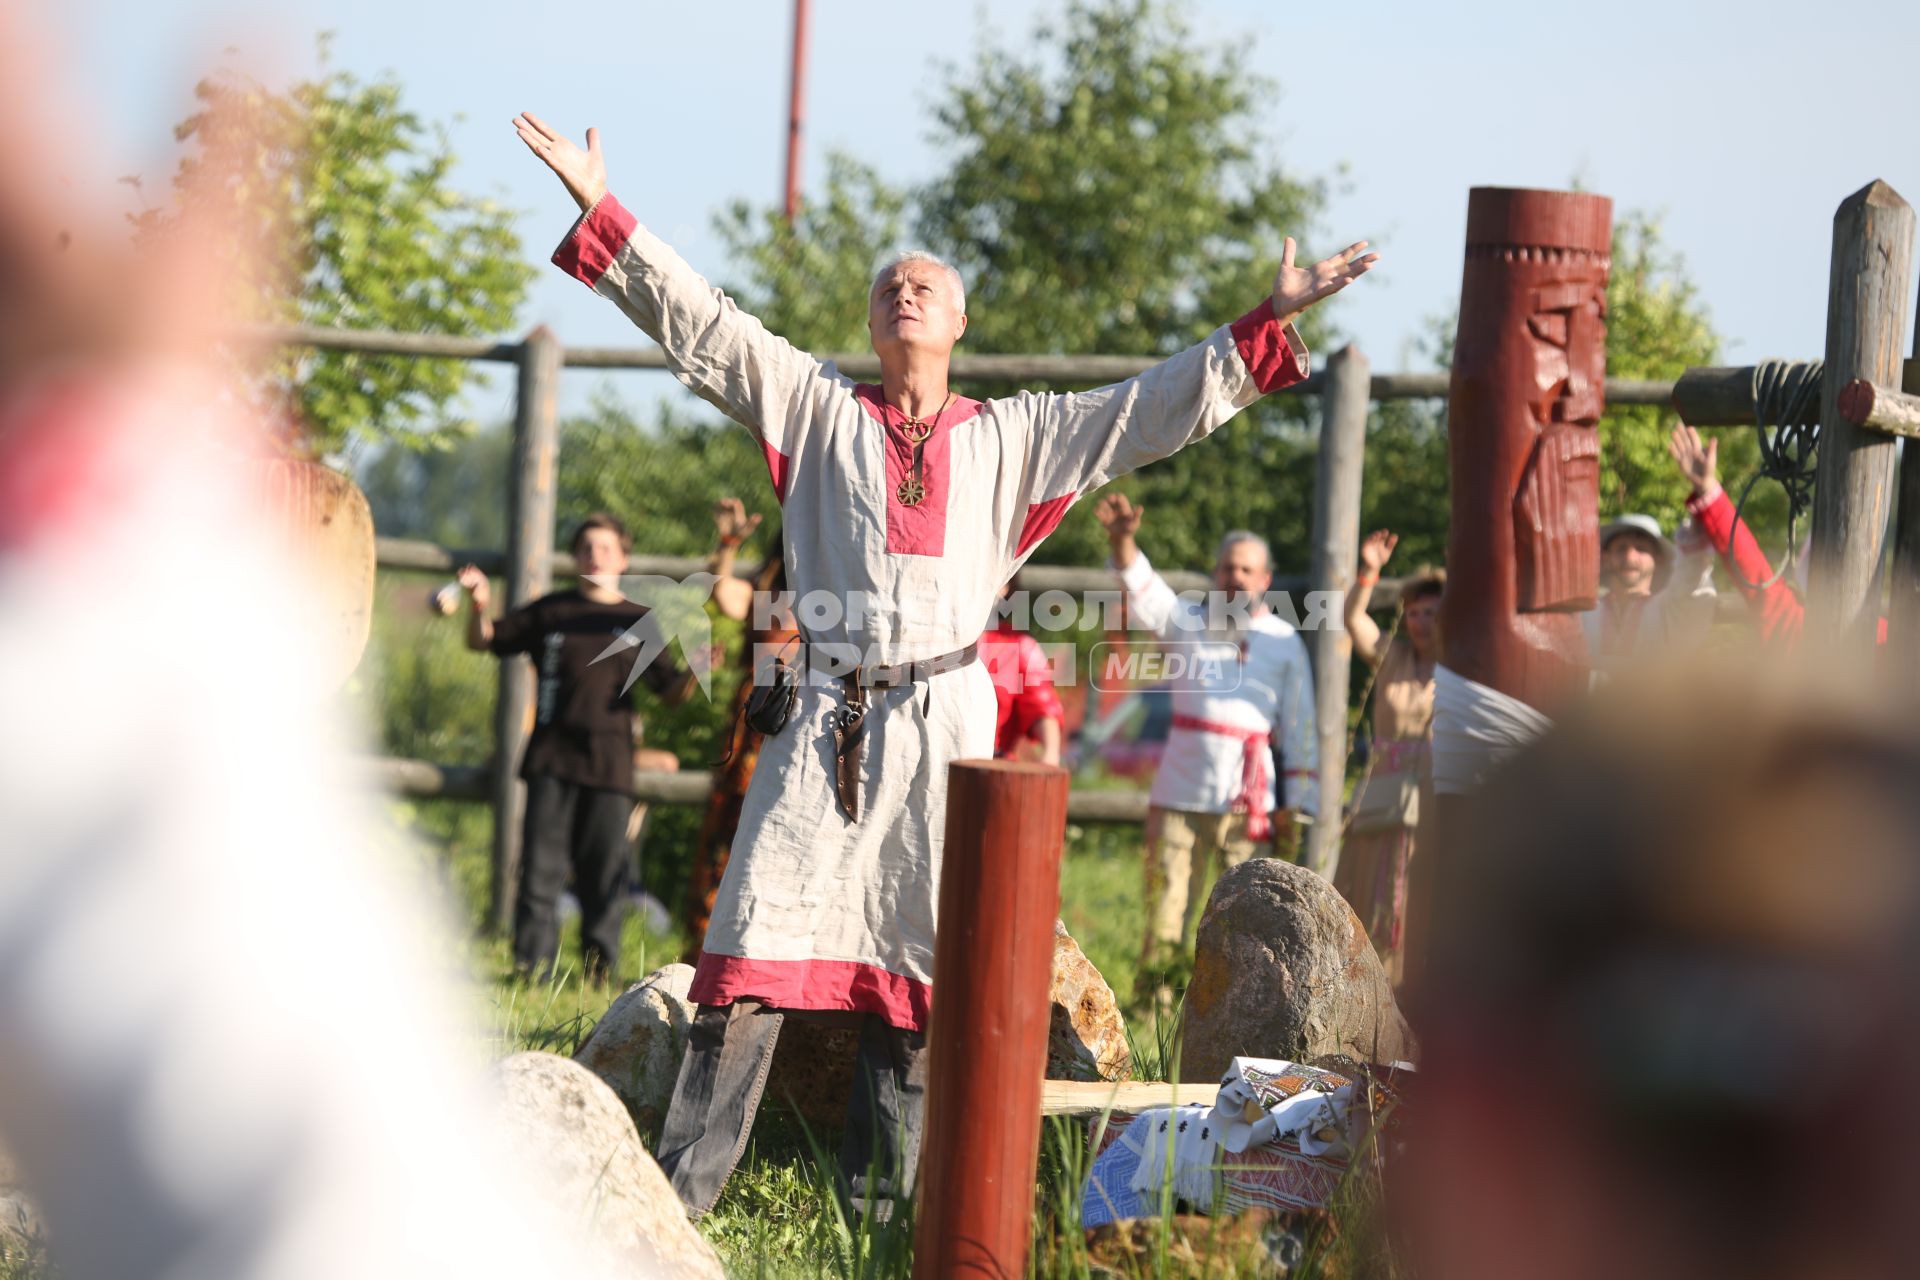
[
  {"xmin": 574, "ymin": 963, "xmax": 695, "ymax": 1141},
  {"xmin": 1048, "ymin": 920, "xmax": 1133, "ymax": 1082},
  {"xmin": 767, "ymin": 922, "xmax": 1134, "ymax": 1124},
  {"xmin": 1180, "ymin": 859, "xmax": 1413, "ymax": 1083},
  {"xmin": 494, "ymin": 1051, "xmax": 724, "ymax": 1279}
]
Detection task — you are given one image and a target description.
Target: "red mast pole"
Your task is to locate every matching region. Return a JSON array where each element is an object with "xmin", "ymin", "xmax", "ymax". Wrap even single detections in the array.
[{"xmin": 783, "ymin": 0, "xmax": 809, "ymax": 223}]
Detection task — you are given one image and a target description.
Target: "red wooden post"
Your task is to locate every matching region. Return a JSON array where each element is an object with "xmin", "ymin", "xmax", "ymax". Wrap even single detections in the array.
[{"xmin": 915, "ymin": 759, "xmax": 1070, "ymax": 1280}]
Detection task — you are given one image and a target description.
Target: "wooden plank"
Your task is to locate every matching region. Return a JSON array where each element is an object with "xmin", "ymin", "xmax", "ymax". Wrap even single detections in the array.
[
  {"xmin": 253, "ymin": 321, "xmax": 1679, "ymax": 400},
  {"xmin": 1305, "ymin": 345, "xmax": 1369, "ymax": 878},
  {"xmin": 490, "ymin": 326, "xmax": 563, "ymax": 934},
  {"xmin": 1809, "ymin": 181, "xmax": 1916, "ymax": 649},
  {"xmin": 1040, "ymin": 1079, "xmax": 1220, "ymax": 1116},
  {"xmin": 363, "ymin": 756, "xmax": 1154, "ymax": 822}
]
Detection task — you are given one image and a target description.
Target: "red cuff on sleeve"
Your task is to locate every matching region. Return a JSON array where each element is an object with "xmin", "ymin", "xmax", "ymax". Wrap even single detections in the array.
[
  {"xmin": 1229, "ymin": 298, "xmax": 1309, "ymax": 395},
  {"xmin": 552, "ymin": 194, "xmax": 639, "ymax": 287}
]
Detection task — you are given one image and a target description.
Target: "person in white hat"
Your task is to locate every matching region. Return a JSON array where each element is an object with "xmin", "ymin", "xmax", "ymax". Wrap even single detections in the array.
[{"xmin": 1580, "ymin": 509, "xmax": 1717, "ymax": 680}]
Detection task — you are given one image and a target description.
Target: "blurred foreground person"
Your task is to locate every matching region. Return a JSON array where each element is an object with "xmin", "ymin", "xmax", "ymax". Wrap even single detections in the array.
[
  {"xmin": 1402, "ymin": 663, "xmax": 1920, "ymax": 1280},
  {"xmin": 0, "ymin": 24, "xmax": 627, "ymax": 1279}
]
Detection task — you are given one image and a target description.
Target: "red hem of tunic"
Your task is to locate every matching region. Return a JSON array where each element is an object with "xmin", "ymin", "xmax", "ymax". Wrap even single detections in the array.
[
  {"xmin": 1229, "ymin": 299, "xmax": 1310, "ymax": 395},
  {"xmin": 689, "ymin": 952, "xmax": 932, "ymax": 1031},
  {"xmin": 553, "ymin": 194, "xmax": 638, "ymax": 287}
]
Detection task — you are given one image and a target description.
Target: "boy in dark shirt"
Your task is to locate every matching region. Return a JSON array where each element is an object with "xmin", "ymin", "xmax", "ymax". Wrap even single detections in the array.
[{"xmin": 458, "ymin": 513, "xmax": 695, "ymax": 982}]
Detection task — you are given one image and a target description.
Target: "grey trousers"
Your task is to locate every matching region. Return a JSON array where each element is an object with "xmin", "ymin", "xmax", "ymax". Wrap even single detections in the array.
[{"xmin": 655, "ymin": 1000, "xmax": 928, "ymax": 1218}]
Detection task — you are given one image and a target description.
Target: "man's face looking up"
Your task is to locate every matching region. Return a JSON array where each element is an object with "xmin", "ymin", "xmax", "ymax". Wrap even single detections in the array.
[{"xmin": 868, "ymin": 261, "xmax": 968, "ymax": 359}]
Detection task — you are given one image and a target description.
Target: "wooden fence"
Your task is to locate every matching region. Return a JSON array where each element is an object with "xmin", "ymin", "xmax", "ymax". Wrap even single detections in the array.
[{"xmin": 305, "ymin": 320, "xmax": 1689, "ymax": 926}]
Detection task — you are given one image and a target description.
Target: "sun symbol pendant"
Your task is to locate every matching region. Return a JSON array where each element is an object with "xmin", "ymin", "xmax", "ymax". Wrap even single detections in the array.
[{"xmin": 896, "ymin": 474, "xmax": 927, "ymax": 507}]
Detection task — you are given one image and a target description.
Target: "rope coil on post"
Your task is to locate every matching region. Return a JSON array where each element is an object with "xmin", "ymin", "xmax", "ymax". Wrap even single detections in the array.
[{"xmin": 1726, "ymin": 359, "xmax": 1823, "ymax": 591}]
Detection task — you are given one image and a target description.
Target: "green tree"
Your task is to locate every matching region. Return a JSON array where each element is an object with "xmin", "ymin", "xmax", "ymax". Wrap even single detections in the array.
[
  {"xmin": 714, "ymin": 153, "xmax": 908, "ymax": 356},
  {"xmin": 142, "ymin": 42, "xmax": 533, "ymax": 458},
  {"xmin": 711, "ymin": 0, "xmax": 1336, "ymax": 572},
  {"xmin": 1598, "ymin": 211, "xmax": 1735, "ymax": 532}
]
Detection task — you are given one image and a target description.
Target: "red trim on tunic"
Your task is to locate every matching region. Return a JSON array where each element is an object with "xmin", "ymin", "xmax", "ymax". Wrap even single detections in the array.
[
  {"xmin": 851, "ymin": 384, "xmax": 984, "ymax": 557},
  {"xmin": 689, "ymin": 952, "xmax": 932, "ymax": 1031},
  {"xmin": 1229, "ymin": 299, "xmax": 1309, "ymax": 395},
  {"xmin": 552, "ymin": 194, "xmax": 639, "ymax": 288},
  {"xmin": 1016, "ymin": 492, "xmax": 1077, "ymax": 558},
  {"xmin": 761, "ymin": 439, "xmax": 791, "ymax": 506}
]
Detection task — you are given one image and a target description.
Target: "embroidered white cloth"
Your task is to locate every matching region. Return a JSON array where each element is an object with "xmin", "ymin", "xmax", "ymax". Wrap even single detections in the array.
[
  {"xmin": 556, "ymin": 194, "xmax": 1310, "ymax": 1029},
  {"xmin": 1127, "ymin": 1103, "xmax": 1222, "ymax": 1212},
  {"xmin": 1209, "ymin": 1057, "xmax": 1358, "ymax": 1158},
  {"xmin": 1112, "ymin": 551, "xmax": 1319, "ymax": 820}
]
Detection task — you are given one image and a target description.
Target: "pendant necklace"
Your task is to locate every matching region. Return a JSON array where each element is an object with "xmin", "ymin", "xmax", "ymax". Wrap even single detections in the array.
[{"xmin": 894, "ymin": 389, "xmax": 955, "ymax": 508}]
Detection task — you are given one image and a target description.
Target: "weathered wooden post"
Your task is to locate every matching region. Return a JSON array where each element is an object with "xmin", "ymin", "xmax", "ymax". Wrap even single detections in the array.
[
  {"xmin": 489, "ymin": 325, "xmax": 562, "ymax": 934},
  {"xmin": 1304, "ymin": 344, "xmax": 1370, "ymax": 878},
  {"xmin": 1819, "ymin": 182, "xmax": 1916, "ymax": 651},
  {"xmin": 915, "ymin": 759, "xmax": 1069, "ymax": 1280},
  {"xmin": 1891, "ymin": 277, "xmax": 1920, "ymax": 670}
]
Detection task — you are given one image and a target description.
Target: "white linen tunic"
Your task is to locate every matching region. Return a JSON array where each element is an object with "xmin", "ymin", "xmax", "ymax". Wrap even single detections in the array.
[
  {"xmin": 556, "ymin": 194, "xmax": 1309, "ymax": 1029},
  {"xmin": 1114, "ymin": 550, "xmax": 1319, "ymax": 820}
]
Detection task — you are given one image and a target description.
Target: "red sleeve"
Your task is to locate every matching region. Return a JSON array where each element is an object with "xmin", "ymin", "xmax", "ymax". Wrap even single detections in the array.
[
  {"xmin": 1687, "ymin": 488, "xmax": 1803, "ymax": 648},
  {"xmin": 1010, "ymin": 635, "xmax": 1065, "ymax": 740}
]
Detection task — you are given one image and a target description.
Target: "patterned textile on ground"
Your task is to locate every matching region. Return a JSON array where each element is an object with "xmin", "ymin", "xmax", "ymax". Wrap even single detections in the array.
[{"xmin": 1081, "ymin": 1058, "xmax": 1410, "ymax": 1227}]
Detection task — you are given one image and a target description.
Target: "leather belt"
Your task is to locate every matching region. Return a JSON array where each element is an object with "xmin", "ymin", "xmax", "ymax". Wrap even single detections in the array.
[
  {"xmin": 822, "ymin": 641, "xmax": 979, "ymax": 823},
  {"xmin": 807, "ymin": 641, "xmax": 979, "ymax": 689}
]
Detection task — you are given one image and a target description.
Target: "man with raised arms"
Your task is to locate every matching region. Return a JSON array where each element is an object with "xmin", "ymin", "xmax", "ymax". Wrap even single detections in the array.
[{"xmin": 513, "ymin": 111, "xmax": 1376, "ymax": 1216}]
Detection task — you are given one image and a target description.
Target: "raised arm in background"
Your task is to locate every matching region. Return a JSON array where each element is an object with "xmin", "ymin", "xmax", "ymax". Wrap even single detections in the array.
[{"xmin": 1346, "ymin": 529, "xmax": 1398, "ymax": 669}]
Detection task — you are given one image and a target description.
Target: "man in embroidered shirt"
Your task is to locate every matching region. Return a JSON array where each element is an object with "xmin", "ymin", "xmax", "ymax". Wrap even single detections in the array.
[
  {"xmin": 513, "ymin": 112, "xmax": 1375, "ymax": 1215},
  {"xmin": 1096, "ymin": 494, "xmax": 1317, "ymax": 985}
]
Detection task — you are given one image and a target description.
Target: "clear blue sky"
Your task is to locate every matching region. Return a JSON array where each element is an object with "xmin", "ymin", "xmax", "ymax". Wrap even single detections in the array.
[{"xmin": 47, "ymin": 0, "xmax": 1920, "ymax": 422}]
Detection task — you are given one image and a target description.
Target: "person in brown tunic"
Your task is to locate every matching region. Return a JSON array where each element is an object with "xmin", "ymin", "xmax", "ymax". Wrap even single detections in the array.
[{"xmin": 1336, "ymin": 528, "xmax": 1441, "ymax": 985}]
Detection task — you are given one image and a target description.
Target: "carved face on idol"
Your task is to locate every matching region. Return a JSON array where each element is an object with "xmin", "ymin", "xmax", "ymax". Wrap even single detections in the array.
[
  {"xmin": 868, "ymin": 260, "xmax": 968, "ymax": 362},
  {"xmin": 1527, "ymin": 278, "xmax": 1607, "ymax": 431}
]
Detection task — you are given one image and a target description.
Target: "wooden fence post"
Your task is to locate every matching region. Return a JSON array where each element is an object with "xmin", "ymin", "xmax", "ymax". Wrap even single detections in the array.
[
  {"xmin": 1886, "ymin": 205, "xmax": 1920, "ymax": 670},
  {"xmin": 1304, "ymin": 344, "xmax": 1369, "ymax": 878},
  {"xmin": 915, "ymin": 759, "xmax": 1070, "ymax": 1280},
  {"xmin": 1809, "ymin": 181, "xmax": 1914, "ymax": 651},
  {"xmin": 489, "ymin": 326, "xmax": 563, "ymax": 935}
]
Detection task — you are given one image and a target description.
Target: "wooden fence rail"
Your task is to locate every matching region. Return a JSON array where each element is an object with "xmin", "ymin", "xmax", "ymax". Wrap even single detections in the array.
[
  {"xmin": 257, "ymin": 322, "xmax": 1677, "ymax": 401},
  {"xmin": 360, "ymin": 756, "xmax": 1152, "ymax": 823}
]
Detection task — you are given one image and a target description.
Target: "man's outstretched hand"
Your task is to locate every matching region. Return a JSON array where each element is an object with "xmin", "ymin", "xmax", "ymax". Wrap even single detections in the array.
[
  {"xmin": 513, "ymin": 113, "xmax": 607, "ymax": 213},
  {"xmin": 1272, "ymin": 238, "xmax": 1379, "ymax": 328}
]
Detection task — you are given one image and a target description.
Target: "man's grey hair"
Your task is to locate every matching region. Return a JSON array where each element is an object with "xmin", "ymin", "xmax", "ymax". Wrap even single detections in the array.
[
  {"xmin": 1216, "ymin": 530, "xmax": 1272, "ymax": 572},
  {"xmin": 873, "ymin": 250, "xmax": 967, "ymax": 314}
]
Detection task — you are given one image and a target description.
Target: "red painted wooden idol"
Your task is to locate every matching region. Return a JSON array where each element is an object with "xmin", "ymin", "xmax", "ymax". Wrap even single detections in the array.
[{"xmin": 1441, "ymin": 187, "xmax": 1612, "ymax": 711}]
